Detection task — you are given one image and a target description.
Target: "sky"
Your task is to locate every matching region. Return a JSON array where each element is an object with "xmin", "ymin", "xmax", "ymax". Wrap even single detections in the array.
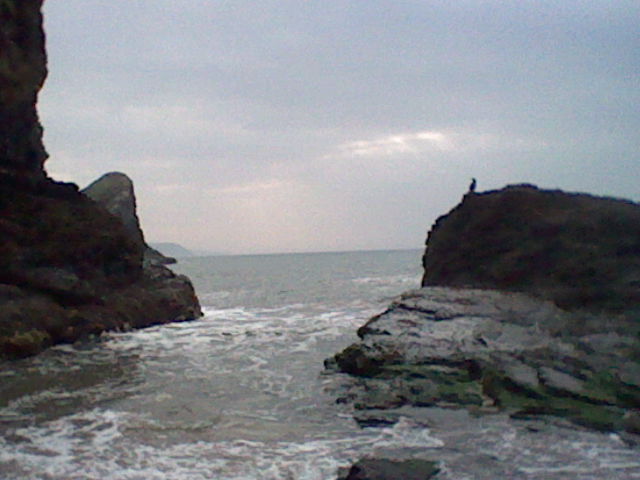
[{"xmin": 39, "ymin": 1, "xmax": 639, "ymax": 255}]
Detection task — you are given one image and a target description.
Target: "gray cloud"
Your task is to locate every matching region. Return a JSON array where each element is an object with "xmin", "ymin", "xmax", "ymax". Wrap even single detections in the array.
[{"xmin": 39, "ymin": 1, "xmax": 640, "ymax": 253}]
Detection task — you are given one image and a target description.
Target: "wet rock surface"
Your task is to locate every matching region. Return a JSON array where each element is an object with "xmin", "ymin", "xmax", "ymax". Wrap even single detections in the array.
[
  {"xmin": 332, "ymin": 185, "xmax": 640, "ymax": 476},
  {"xmin": 329, "ymin": 287, "xmax": 639, "ymax": 433},
  {"xmin": 337, "ymin": 457, "xmax": 439, "ymax": 480}
]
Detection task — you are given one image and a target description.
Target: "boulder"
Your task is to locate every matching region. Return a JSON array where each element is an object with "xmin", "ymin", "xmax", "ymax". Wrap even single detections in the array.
[
  {"xmin": 82, "ymin": 172, "xmax": 177, "ymax": 266},
  {"xmin": 336, "ymin": 458, "xmax": 439, "ymax": 480},
  {"xmin": 331, "ymin": 286, "xmax": 639, "ymax": 432},
  {"xmin": 422, "ymin": 184, "xmax": 640, "ymax": 313}
]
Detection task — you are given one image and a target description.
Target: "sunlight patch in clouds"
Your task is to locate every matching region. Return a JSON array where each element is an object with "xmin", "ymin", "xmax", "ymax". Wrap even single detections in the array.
[
  {"xmin": 335, "ymin": 130, "xmax": 453, "ymax": 158},
  {"xmin": 330, "ymin": 129, "xmax": 548, "ymax": 160}
]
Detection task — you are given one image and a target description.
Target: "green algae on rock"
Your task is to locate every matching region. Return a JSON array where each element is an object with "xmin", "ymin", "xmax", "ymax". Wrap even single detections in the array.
[{"xmin": 330, "ymin": 186, "xmax": 640, "ymax": 435}]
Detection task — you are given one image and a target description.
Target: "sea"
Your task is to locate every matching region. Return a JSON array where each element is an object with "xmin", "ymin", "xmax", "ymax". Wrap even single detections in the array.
[{"xmin": 1, "ymin": 249, "xmax": 639, "ymax": 480}]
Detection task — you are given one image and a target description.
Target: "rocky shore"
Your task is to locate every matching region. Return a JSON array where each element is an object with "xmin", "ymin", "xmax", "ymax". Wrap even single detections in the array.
[
  {"xmin": 0, "ymin": 1, "xmax": 201, "ymax": 359},
  {"xmin": 330, "ymin": 185, "xmax": 640, "ymax": 478}
]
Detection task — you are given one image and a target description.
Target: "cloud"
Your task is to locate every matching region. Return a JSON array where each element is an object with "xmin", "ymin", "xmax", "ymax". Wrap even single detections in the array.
[
  {"xmin": 328, "ymin": 129, "xmax": 549, "ymax": 161},
  {"xmin": 205, "ymin": 179, "xmax": 291, "ymax": 197},
  {"xmin": 151, "ymin": 183, "xmax": 190, "ymax": 194},
  {"xmin": 40, "ymin": 1, "xmax": 640, "ymax": 253},
  {"xmin": 333, "ymin": 130, "xmax": 453, "ymax": 158}
]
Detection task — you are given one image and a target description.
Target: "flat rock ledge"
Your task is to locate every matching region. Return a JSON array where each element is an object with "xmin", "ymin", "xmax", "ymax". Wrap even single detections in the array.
[{"xmin": 327, "ymin": 287, "xmax": 640, "ymax": 434}]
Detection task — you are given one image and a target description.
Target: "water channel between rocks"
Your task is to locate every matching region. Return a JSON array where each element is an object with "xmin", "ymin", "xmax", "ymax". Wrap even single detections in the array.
[{"xmin": 1, "ymin": 250, "xmax": 638, "ymax": 479}]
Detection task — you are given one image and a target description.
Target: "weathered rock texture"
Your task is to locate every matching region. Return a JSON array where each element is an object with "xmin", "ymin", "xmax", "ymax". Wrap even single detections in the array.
[
  {"xmin": 422, "ymin": 184, "xmax": 640, "ymax": 312},
  {"xmin": 82, "ymin": 172, "xmax": 177, "ymax": 266},
  {"xmin": 0, "ymin": 0, "xmax": 48, "ymax": 180},
  {"xmin": 0, "ymin": 1, "xmax": 201, "ymax": 359},
  {"xmin": 330, "ymin": 287, "xmax": 639, "ymax": 432},
  {"xmin": 330, "ymin": 185, "xmax": 640, "ymax": 436}
]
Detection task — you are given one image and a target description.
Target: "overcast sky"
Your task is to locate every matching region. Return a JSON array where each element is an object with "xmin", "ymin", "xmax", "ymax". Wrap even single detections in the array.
[{"xmin": 39, "ymin": 1, "xmax": 639, "ymax": 254}]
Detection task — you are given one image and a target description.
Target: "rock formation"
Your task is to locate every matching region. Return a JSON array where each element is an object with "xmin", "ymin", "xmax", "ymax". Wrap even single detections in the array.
[
  {"xmin": 422, "ymin": 184, "xmax": 640, "ymax": 312},
  {"xmin": 336, "ymin": 458, "xmax": 439, "ymax": 480},
  {"xmin": 149, "ymin": 242, "xmax": 195, "ymax": 259},
  {"xmin": 82, "ymin": 172, "xmax": 177, "ymax": 266},
  {"xmin": 329, "ymin": 185, "xmax": 640, "ymax": 439},
  {"xmin": 0, "ymin": 0, "xmax": 48, "ymax": 181},
  {"xmin": 0, "ymin": 1, "xmax": 201, "ymax": 359}
]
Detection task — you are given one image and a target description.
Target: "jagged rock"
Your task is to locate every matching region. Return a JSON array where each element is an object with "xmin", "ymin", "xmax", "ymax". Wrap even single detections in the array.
[
  {"xmin": 0, "ymin": 0, "xmax": 48, "ymax": 181},
  {"xmin": 82, "ymin": 172, "xmax": 145, "ymax": 244},
  {"xmin": 82, "ymin": 172, "xmax": 177, "ymax": 266},
  {"xmin": 330, "ymin": 185, "xmax": 640, "ymax": 433},
  {"xmin": 145, "ymin": 246, "xmax": 177, "ymax": 265},
  {"xmin": 0, "ymin": 2, "xmax": 201, "ymax": 359}
]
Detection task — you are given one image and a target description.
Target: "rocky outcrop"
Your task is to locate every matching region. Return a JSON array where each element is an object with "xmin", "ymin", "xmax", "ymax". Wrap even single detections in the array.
[
  {"xmin": 0, "ymin": 0, "xmax": 48, "ymax": 181},
  {"xmin": 0, "ymin": 1, "xmax": 201, "ymax": 359},
  {"xmin": 329, "ymin": 287, "xmax": 639, "ymax": 432},
  {"xmin": 149, "ymin": 242, "xmax": 195, "ymax": 259},
  {"xmin": 422, "ymin": 184, "xmax": 640, "ymax": 312},
  {"xmin": 82, "ymin": 172, "xmax": 177, "ymax": 266},
  {"xmin": 330, "ymin": 185, "xmax": 640, "ymax": 437},
  {"xmin": 337, "ymin": 458, "xmax": 439, "ymax": 480}
]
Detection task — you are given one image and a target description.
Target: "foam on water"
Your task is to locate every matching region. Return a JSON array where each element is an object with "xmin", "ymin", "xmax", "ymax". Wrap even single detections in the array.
[
  {"xmin": 0, "ymin": 406, "xmax": 446, "ymax": 480},
  {"xmin": 2, "ymin": 251, "xmax": 639, "ymax": 479}
]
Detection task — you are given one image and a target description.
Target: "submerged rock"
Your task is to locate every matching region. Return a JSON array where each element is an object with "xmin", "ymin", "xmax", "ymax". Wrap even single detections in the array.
[
  {"xmin": 0, "ymin": 1, "xmax": 201, "ymax": 359},
  {"xmin": 336, "ymin": 458, "xmax": 439, "ymax": 480}
]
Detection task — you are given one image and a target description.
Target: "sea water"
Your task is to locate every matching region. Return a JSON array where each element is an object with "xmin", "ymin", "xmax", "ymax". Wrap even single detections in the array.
[{"xmin": 0, "ymin": 249, "xmax": 638, "ymax": 479}]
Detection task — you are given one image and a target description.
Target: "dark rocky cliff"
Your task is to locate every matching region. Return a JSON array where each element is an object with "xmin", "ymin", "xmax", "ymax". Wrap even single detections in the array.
[
  {"xmin": 329, "ymin": 184, "xmax": 640, "ymax": 448},
  {"xmin": 422, "ymin": 184, "xmax": 640, "ymax": 312},
  {"xmin": 0, "ymin": 0, "xmax": 48, "ymax": 181},
  {"xmin": 0, "ymin": 1, "xmax": 201, "ymax": 359}
]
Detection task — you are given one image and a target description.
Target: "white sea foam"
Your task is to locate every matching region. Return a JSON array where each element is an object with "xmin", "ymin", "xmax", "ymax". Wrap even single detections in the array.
[
  {"xmin": 352, "ymin": 274, "xmax": 419, "ymax": 286},
  {"xmin": 0, "ymin": 405, "xmax": 443, "ymax": 480},
  {"xmin": 2, "ymin": 251, "xmax": 639, "ymax": 479}
]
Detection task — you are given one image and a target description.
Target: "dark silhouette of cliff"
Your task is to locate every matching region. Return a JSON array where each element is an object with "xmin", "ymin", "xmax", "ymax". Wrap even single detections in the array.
[
  {"xmin": 422, "ymin": 184, "xmax": 640, "ymax": 312},
  {"xmin": 0, "ymin": 1, "xmax": 201, "ymax": 359}
]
